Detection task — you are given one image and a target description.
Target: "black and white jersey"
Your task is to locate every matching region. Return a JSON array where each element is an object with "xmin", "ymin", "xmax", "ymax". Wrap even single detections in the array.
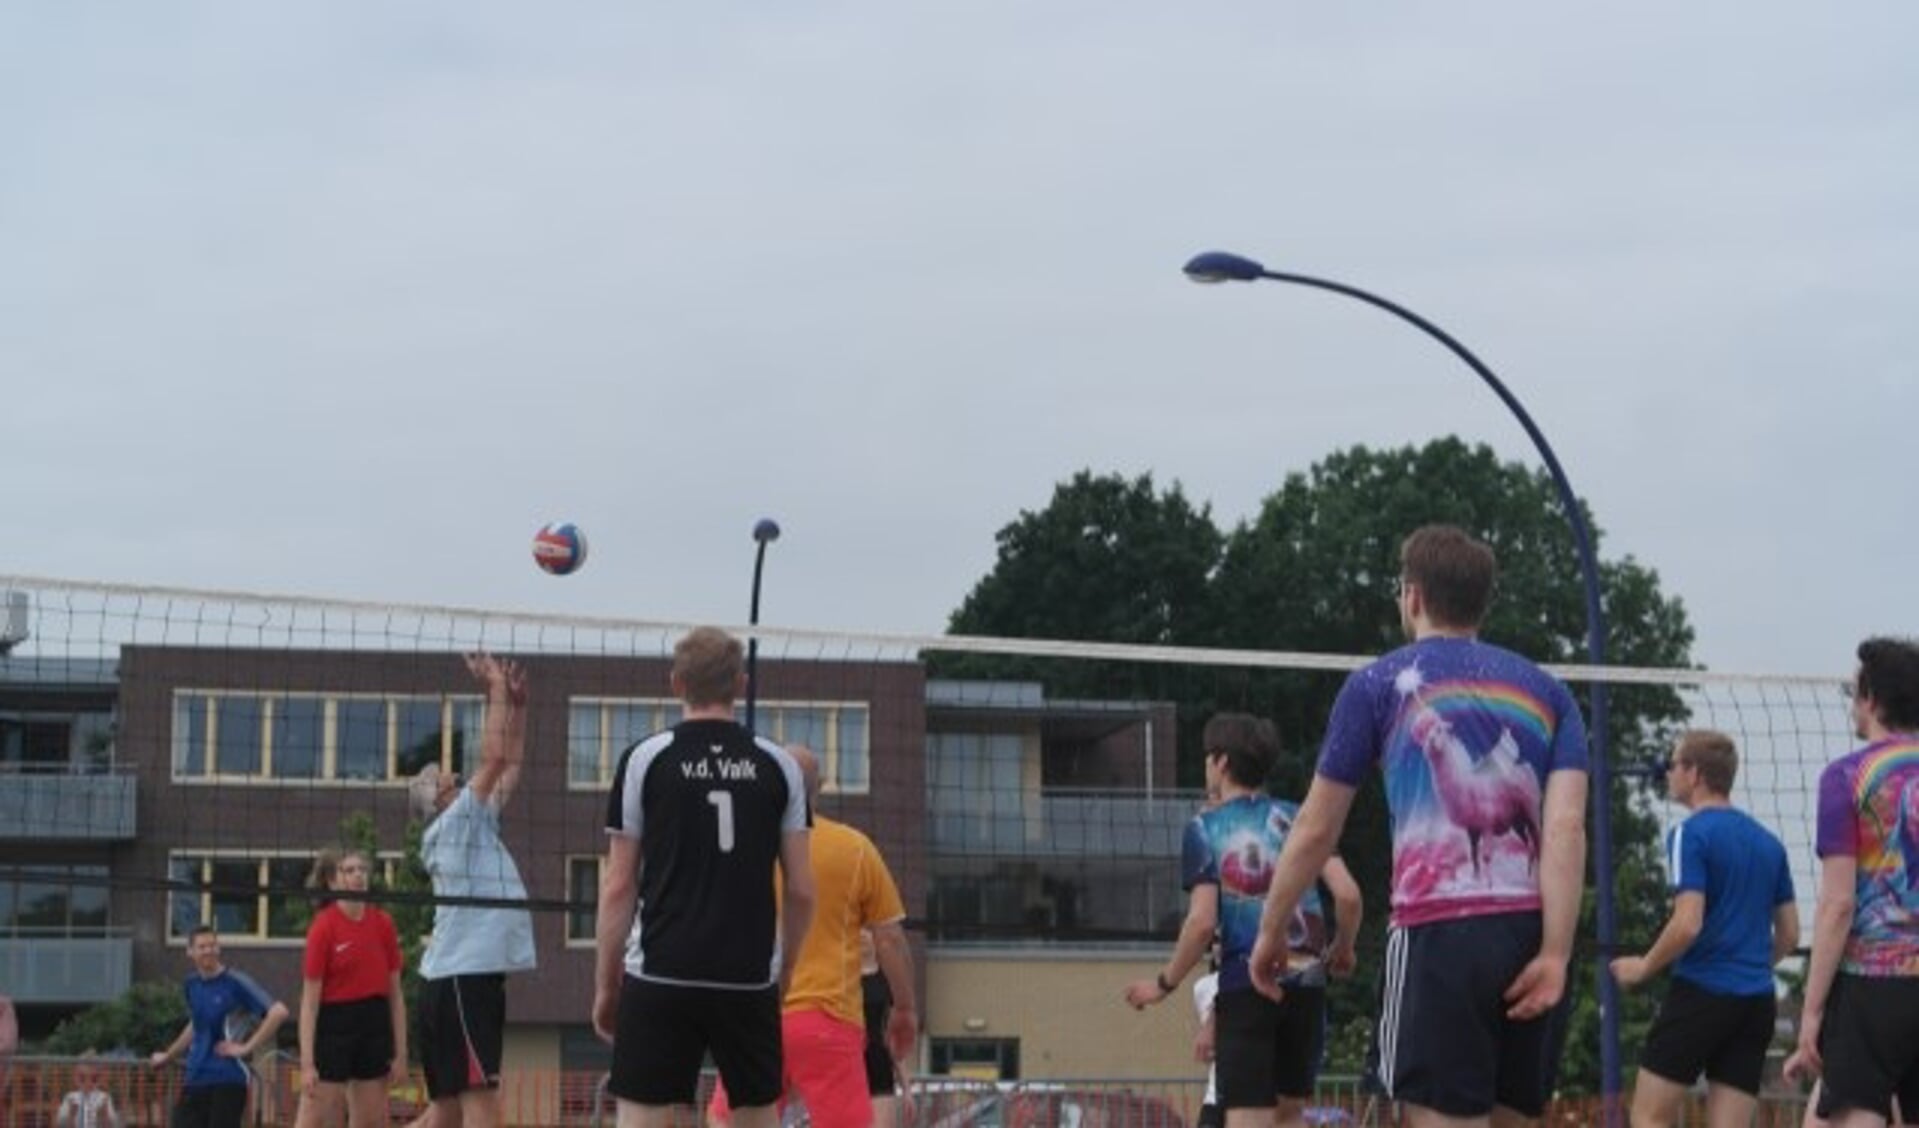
[{"xmin": 605, "ymin": 718, "xmax": 809, "ymax": 988}]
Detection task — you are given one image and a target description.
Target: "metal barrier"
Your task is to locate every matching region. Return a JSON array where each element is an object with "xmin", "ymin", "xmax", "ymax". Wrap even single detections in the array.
[{"xmin": 1, "ymin": 1061, "xmax": 1818, "ymax": 1127}]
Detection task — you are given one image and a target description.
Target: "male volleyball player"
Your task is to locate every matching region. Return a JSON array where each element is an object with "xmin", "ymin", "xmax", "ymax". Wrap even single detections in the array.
[
  {"xmin": 708, "ymin": 744, "xmax": 918, "ymax": 1128},
  {"xmin": 1610, "ymin": 729, "xmax": 1799, "ymax": 1128},
  {"xmin": 1123, "ymin": 712, "xmax": 1362, "ymax": 1128},
  {"xmin": 594, "ymin": 626, "xmax": 815, "ymax": 1128},
  {"xmin": 149, "ymin": 926, "xmax": 289, "ymax": 1128},
  {"xmin": 1248, "ymin": 525, "xmax": 1590, "ymax": 1128},
  {"xmin": 1785, "ymin": 637, "xmax": 1919, "ymax": 1127},
  {"xmin": 411, "ymin": 652, "xmax": 536, "ymax": 1128}
]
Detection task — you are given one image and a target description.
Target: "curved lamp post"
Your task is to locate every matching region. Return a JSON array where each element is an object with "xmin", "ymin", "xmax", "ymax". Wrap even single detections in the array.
[{"xmin": 1185, "ymin": 249, "xmax": 1619, "ymax": 1120}]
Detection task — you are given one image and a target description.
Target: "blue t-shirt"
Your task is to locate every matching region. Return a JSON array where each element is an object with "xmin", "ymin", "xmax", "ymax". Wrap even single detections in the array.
[
  {"xmin": 1318, "ymin": 636, "xmax": 1588, "ymax": 928},
  {"xmin": 420, "ymin": 785, "xmax": 537, "ymax": 979},
  {"xmin": 1667, "ymin": 806, "xmax": 1794, "ymax": 996},
  {"xmin": 1181, "ymin": 795, "xmax": 1327, "ymax": 993},
  {"xmin": 183, "ymin": 967, "xmax": 275, "ymax": 1089}
]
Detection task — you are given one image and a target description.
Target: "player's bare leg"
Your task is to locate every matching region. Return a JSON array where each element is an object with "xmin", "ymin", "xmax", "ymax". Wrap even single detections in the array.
[{"xmin": 1628, "ymin": 1068, "xmax": 1689, "ymax": 1127}]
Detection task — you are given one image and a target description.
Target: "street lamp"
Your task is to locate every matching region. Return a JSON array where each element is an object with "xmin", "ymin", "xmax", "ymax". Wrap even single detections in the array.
[{"xmin": 1185, "ymin": 249, "xmax": 1620, "ymax": 1119}]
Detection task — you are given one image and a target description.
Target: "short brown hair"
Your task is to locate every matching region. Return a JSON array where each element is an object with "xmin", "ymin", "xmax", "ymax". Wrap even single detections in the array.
[
  {"xmin": 674, "ymin": 626, "xmax": 745, "ymax": 707},
  {"xmin": 1400, "ymin": 525, "xmax": 1497, "ymax": 629},
  {"xmin": 1202, "ymin": 712, "xmax": 1280, "ymax": 790},
  {"xmin": 1675, "ymin": 729, "xmax": 1737, "ymax": 795}
]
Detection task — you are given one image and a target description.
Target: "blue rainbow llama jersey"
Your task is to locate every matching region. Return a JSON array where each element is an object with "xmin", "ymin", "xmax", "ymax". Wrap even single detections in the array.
[
  {"xmin": 1182, "ymin": 794, "xmax": 1328, "ymax": 992},
  {"xmin": 1319, "ymin": 636, "xmax": 1588, "ymax": 928}
]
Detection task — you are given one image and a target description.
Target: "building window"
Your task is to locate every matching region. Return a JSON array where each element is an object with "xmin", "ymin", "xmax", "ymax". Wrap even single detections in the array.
[
  {"xmin": 565, "ymin": 856, "xmax": 603, "ymax": 944},
  {"xmin": 2, "ymin": 710, "xmax": 116, "ymax": 773},
  {"xmin": 170, "ymin": 691, "xmax": 482, "ymax": 784},
  {"xmin": 929, "ymin": 1037, "xmax": 1020, "ymax": 1081},
  {"xmin": 168, "ymin": 851, "xmax": 404, "ymax": 943},
  {"xmin": 567, "ymin": 698, "xmax": 871, "ymax": 794},
  {"xmin": 0, "ymin": 866, "xmax": 109, "ymax": 936}
]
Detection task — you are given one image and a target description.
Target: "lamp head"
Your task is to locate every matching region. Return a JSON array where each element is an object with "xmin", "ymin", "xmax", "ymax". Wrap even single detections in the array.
[
  {"xmin": 752, "ymin": 518, "xmax": 782, "ymax": 544},
  {"xmin": 1183, "ymin": 251, "xmax": 1267, "ymax": 284}
]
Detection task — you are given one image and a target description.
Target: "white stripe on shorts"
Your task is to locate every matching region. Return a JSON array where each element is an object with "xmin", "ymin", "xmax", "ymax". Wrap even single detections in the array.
[{"xmin": 1378, "ymin": 925, "xmax": 1409, "ymax": 1100}]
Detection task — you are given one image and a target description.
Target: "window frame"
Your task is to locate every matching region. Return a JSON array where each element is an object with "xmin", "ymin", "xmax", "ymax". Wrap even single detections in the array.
[
  {"xmin": 169, "ymin": 689, "xmax": 484, "ymax": 785},
  {"xmin": 565, "ymin": 697, "xmax": 872, "ymax": 795},
  {"xmin": 166, "ymin": 849, "xmax": 405, "ymax": 946}
]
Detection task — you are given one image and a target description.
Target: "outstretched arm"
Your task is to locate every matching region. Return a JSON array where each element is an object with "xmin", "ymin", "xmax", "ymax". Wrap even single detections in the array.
[
  {"xmin": 465, "ymin": 652, "xmax": 527, "ymax": 808},
  {"xmin": 1321, "ymin": 856, "xmax": 1362, "ymax": 976},
  {"xmin": 149, "ymin": 1021, "xmax": 192, "ymax": 1069},
  {"xmin": 870, "ymin": 921, "xmax": 918, "ymax": 1065},
  {"xmin": 1772, "ymin": 901, "xmax": 1801, "ymax": 968},
  {"xmin": 777, "ymin": 830, "xmax": 816, "ymax": 998},
  {"xmin": 593, "ymin": 836, "xmax": 642, "ymax": 1043},
  {"xmin": 1610, "ymin": 891, "xmax": 1703, "ymax": 989},
  {"xmin": 1785, "ymin": 855, "xmax": 1857, "ymax": 1085},
  {"xmin": 1124, "ymin": 883, "xmax": 1219, "ymax": 1009}
]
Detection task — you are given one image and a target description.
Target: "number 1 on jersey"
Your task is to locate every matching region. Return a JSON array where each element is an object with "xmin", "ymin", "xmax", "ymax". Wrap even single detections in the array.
[{"xmin": 706, "ymin": 790, "xmax": 735, "ymax": 852}]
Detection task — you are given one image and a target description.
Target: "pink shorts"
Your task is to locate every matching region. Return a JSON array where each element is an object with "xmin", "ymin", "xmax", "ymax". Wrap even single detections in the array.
[{"xmin": 707, "ymin": 1010, "xmax": 872, "ymax": 1128}]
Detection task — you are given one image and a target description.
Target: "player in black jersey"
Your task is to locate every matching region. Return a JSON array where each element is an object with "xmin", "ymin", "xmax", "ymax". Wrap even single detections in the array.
[{"xmin": 593, "ymin": 626, "xmax": 815, "ymax": 1128}]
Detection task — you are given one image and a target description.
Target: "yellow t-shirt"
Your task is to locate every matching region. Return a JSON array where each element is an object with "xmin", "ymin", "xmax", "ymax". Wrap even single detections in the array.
[{"xmin": 782, "ymin": 815, "xmax": 905, "ymax": 1027}]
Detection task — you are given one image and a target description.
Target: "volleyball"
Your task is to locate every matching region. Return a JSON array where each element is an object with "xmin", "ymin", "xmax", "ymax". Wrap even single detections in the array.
[{"xmin": 532, "ymin": 522, "xmax": 588, "ymax": 575}]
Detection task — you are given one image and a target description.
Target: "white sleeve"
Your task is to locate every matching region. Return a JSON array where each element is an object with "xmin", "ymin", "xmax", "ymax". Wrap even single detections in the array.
[{"xmin": 763, "ymin": 738, "xmax": 809, "ymax": 833}]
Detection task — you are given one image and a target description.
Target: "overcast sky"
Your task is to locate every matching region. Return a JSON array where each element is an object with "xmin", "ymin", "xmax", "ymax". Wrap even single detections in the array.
[{"xmin": 3, "ymin": 4, "xmax": 1913, "ymax": 678}]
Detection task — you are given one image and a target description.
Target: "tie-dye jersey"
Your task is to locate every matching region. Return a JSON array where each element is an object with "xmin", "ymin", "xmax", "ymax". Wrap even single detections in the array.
[
  {"xmin": 1318, "ymin": 637, "xmax": 1588, "ymax": 928},
  {"xmin": 1815, "ymin": 736, "xmax": 1919, "ymax": 976},
  {"xmin": 1181, "ymin": 794, "xmax": 1328, "ymax": 992}
]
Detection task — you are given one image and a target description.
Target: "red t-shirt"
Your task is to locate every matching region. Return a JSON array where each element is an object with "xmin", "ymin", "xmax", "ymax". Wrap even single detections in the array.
[{"xmin": 301, "ymin": 903, "xmax": 402, "ymax": 1003}]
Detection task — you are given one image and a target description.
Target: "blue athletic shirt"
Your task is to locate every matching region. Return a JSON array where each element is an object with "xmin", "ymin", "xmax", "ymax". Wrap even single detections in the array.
[
  {"xmin": 1666, "ymin": 806, "xmax": 1794, "ymax": 996},
  {"xmin": 1181, "ymin": 795, "xmax": 1327, "ymax": 993},
  {"xmin": 183, "ymin": 967, "xmax": 275, "ymax": 1088}
]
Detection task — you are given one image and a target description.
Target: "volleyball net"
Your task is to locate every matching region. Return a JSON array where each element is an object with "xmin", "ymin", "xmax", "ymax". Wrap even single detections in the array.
[{"xmin": 0, "ymin": 575, "xmax": 1849, "ymax": 1093}]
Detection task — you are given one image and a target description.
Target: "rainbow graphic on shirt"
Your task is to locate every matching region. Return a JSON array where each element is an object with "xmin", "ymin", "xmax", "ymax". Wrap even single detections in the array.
[
  {"xmin": 1830, "ymin": 738, "xmax": 1919, "ymax": 975},
  {"xmin": 1380, "ymin": 665, "xmax": 1555, "ymax": 925}
]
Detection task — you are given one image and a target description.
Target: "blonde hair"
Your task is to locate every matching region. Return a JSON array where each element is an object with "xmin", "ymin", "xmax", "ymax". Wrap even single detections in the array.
[
  {"xmin": 673, "ymin": 626, "xmax": 745, "ymax": 707},
  {"xmin": 1675, "ymin": 729, "xmax": 1738, "ymax": 795}
]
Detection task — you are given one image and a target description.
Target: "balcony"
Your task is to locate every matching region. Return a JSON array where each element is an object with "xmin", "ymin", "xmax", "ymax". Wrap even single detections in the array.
[
  {"xmin": 0, "ymin": 929, "xmax": 134, "ymax": 1004},
  {"xmin": 0, "ymin": 766, "xmax": 137, "ymax": 840},
  {"xmin": 928, "ymin": 788, "xmax": 1205, "ymax": 858}
]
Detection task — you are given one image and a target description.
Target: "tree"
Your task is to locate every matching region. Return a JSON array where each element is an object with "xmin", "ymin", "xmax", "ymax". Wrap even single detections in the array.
[
  {"xmin": 937, "ymin": 470, "xmax": 1225, "ymax": 725},
  {"xmin": 943, "ymin": 438, "xmax": 1698, "ymax": 1093},
  {"xmin": 41, "ymin": 980, "xmax": 187, "ymax": 1057},
  {"xmin": 1210, "ymin": 439, "xmax": 1691, "ymax": 1092},
  {"xmin": 949, "ymin": 470, "xmax": 1222, "ymax": 648}
]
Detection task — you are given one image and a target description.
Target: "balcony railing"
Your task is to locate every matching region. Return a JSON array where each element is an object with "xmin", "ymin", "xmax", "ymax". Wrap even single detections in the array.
[
  {"xmin": 0, "ymin": 765, "xmax": 137, "ymax": 840},
  {"xmin": 0, "ymin": 928, "xmax": 134, "ymax": 1004},
  {"xmin": 928, "ymin": 788, "xmax": 1206, "ymax": 857}
]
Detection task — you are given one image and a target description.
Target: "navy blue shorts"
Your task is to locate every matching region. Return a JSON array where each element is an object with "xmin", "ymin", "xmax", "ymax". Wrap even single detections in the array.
[{"xmin": 1374, "ymin": 912, "xmax": 1570, "ymax": 1118}]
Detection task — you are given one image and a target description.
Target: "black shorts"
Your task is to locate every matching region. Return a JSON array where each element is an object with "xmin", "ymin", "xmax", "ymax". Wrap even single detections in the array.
[
  {"xmin": 1375, "ymin": 913, "xmax": 1570, "ymax": 1119},
  {"xmin": 174, "ymin": 1083, "xmax": 248, "ymax": 1128},
  {"xmin": 1195, "ymin": 1102, "xmax": 1224, "ymax": 1128},
  {"xmin": 1816, "ymin": 973, "xmax": 1919, "ymax": 1121},
  {"xmin": 862, "ymin": 972, "xmax": 895, "ymax": 1096},
  {"xmin": 1639, "ymin": 977, "xmax": 1775, "ymax": 1095},
  {"xmin": 419, "ymin": 974, "xmax": 507, "ymax": 1100},
  {"xmin": 314, "ymin": 996, "xmax": 394, "ymax": 1082},
  {"xmin": 1213, "ymin": 984, "xmax": 1326, "ymax": 1106},
  {"xmin": 609, "ymin": 975, "xmax": 781, "ymax": 1108}
]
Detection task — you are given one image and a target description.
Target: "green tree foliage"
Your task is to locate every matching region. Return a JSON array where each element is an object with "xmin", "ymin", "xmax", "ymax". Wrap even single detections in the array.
[
  {"xmin": 938, "ymin": 470, "xmax": 1227, "ymax": 732},
  {"xmin": 943, "ymin": 438, "xmax": 1697, "ymax": 1094},
  {"xmin": 41, "ymin": 980, "xmax": 187, "ymax": 1056}
]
